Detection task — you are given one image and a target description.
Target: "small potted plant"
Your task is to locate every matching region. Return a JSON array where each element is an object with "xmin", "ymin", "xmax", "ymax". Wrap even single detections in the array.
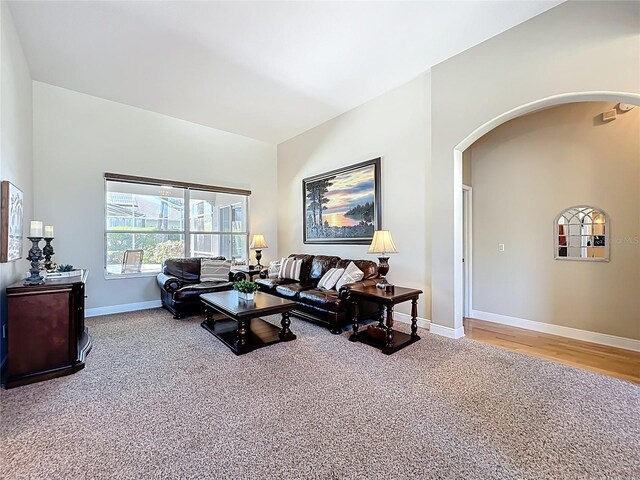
[{"xmin": 233, "ymin": 279, "xmax": 260, "ymax": 301}]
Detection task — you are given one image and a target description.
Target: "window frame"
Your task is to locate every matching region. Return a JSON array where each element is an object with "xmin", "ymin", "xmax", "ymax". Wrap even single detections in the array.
[{"xmin": 104, "ymin": 174, "xmax": 251, "ymax": 279}]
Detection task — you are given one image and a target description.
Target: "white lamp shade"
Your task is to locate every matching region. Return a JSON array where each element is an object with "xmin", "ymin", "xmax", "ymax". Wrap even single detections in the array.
[
  {"xmin": 249, "ymin": 234, "xmax": 268, "ymax": 249},
  {"xmin": 367, "ymin": 230, "xmax": 398, "ymax": 254}
]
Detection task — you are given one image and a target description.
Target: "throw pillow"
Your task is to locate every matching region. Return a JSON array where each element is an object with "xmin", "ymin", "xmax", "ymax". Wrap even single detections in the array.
[
  {"xmin": 317, "ymin": 267, "xmax": 345, "ymax": 290},
  {"xmin": 278, "ymin": 257, "xmax": 303, "ymax": 281},
  {"xmin": 268, "ymin": 258, "xmax": 286, "ymax": 278},
  {"xmin": 200, "ymin": 259, "xmax": 231, "ymax": 282},
  {"xmin": 335, "ymin": 261, "xmax": 365, "ymax": 291}
]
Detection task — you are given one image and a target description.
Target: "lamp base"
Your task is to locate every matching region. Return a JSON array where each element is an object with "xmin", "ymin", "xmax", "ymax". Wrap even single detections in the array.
[
  {"xmin": 255, "ymin": 249, "xmax": 263, "ymax": 269},
  {"xmin": 376, "ymin": 256, "xmax": 390, "ymax": 288}
]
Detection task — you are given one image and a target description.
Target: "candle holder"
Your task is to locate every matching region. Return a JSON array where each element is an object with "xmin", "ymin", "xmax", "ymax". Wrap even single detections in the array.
[
  {"xmin": 25, "ymin": 237, "xmax": 45, "ymax": 285},
  {"xmin": 43, "ymin": 237, "xmax": 55, "ymax": 271}
]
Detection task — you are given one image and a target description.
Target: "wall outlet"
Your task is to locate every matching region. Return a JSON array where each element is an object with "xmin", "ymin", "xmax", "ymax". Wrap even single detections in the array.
[{"xmin": 498, "ymin": 243, "xmax": 505, "ymax": 252}]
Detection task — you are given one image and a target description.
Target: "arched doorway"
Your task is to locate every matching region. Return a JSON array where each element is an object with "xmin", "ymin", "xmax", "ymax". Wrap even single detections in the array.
[{"xmin": 448, "ymin": 91, "xmax": 640, "ymax": 336}]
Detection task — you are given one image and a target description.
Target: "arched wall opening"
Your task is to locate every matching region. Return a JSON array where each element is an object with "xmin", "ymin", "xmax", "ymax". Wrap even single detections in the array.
[{"xmin": 447, "ymin": 91, "xmax": 640, "ymax": 337}]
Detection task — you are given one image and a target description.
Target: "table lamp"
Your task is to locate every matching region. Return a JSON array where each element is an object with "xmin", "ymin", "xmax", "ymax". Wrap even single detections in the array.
[
  {"xmin": 367, "ymin": 230, "xmax": 398, "ymax": 288},
  {"xmin": 249, "ymin": 234, "xmax": 268, "ymax": 268}
]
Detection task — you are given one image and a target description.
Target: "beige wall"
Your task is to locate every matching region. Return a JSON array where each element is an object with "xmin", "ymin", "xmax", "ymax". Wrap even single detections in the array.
[
  {"xmin": 462, "ymin": 150, "xmax": 472, "ymax": 186},
  {"xmin": 0, "ymin": 3, "xmax": 33, "ymax": 359},
  {"xmin": 276, "ymin": 1, "xmax": 640, "ymax": 335},
  {"xmin": 277, "ymin": 74, "xmax": 431, "ymax": 319},
  {"xmin": 33, "ymin": 82, "xmax": 278, "ymax": 311},
  {"xmin": 430, "ymin": 1, "xmax": 640, "ymax": 330},
  {"xmin": 469, "ymin": 102, "xmax": 639, "ymax": 339},
  {"xmin": 7, "ymin": 0, "xmax": 638, "ymax": 341}
]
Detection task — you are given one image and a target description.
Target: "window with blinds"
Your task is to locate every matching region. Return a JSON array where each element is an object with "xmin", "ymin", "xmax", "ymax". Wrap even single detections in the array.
[{"xmin": 104, "ymin": 174, "xmax": 250, "ymax": 277}]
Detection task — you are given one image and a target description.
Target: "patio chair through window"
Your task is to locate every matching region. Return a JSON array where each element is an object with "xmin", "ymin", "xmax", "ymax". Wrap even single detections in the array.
[{"xmin": 121, "ymin": 249, "xmax": 143, "ymax": 274}]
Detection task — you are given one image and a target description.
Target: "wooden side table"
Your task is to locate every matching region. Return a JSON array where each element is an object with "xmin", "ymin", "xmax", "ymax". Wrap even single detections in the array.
[
  {"xmin": 231, "ymin": 266, "xmax": 265, "ymax": 281},
  {"xmin": 347, "ymin": 285, "xmax": 422, "ymax": 355}
]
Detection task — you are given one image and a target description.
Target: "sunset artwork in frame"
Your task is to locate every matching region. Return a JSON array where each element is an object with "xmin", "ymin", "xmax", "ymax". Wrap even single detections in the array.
[{"xmin": 303, "ymin": 158, "xmax": 381, "ymax": 245}]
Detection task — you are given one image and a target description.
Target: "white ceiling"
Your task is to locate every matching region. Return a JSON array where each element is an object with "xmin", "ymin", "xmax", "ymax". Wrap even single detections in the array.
[{"xmin": 9, "ymin": 1, "xmax": 562, "ymax": 144}]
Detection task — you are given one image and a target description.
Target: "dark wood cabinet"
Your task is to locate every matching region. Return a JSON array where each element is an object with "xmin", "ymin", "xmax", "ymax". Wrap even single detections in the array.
[{"xmin": 3, "ymin": 270, "xmax": 92, "ymax": 389}]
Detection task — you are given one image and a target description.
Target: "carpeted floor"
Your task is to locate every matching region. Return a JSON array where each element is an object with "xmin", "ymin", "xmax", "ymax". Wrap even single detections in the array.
[{"xmin": 1, "ymin": 309, "xmax": 639, "ymax": 479}]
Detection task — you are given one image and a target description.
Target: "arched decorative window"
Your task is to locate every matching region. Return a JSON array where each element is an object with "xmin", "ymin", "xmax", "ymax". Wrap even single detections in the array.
[{"xmin": 554, "ymin": 206, "xmax": 609, "ymax": 261}]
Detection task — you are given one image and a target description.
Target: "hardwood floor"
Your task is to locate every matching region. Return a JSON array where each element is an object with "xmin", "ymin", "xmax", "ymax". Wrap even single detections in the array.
[{"xmin": 464, "ymin": 318, "xmax": 640, "ymax": 384}]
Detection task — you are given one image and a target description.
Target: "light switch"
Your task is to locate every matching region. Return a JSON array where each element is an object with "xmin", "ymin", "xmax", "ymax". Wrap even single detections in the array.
[{"xmin": 498, "ymin": 244, "xmax": 505, "ymax": 252}]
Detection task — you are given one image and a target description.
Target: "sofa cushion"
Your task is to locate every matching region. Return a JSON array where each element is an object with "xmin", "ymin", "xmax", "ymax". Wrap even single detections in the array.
[
  {"xmin": 255, "ymin": 277, "xmax": 295, "ymax": 292},
  {"xmin": 335, "ymin": 262, "xmax": 365, "ymax": 291},
  {"xmin": 163, "ymin": 256, "xmax": 225, "ymax": 282},
  {"xmin": 286, "ymin": 254, "xmax": 315, "ymax": 282},
  {"xmin": 173, "ymin": 281, "xmax": 233, "ymax": 301},
  {"xmin": 200, "ymin": 259, "xmax": 231, "ymax": 282},
  {"xmin": 268, "ymin": 259, "xmax": 284, "ymax": 278},
  {"xmin": 317, "ymin": 267, "xmax": 345, "ymax": 290},
  {"xmin": 275, "ymin": 282, "xmax": 315, "ymax": 299},
  {"xmin": 309, "ymin": 255, "xmax": 341, "ymax": 282},
  {"xmin": 279, "ymin": 257, "xmax": 303, "ymax": 281},
  {"xmin": 337, "ymin": 259, "xmax": 378, "ymax": 280},
  {"xmin": 298, "ymin": 289, "xmax": 344, "ymax": 313}
]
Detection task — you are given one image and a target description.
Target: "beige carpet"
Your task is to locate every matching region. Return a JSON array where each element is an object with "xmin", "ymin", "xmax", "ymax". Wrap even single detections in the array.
[{"xmin": 1, "ymin": 308, "xmax": 638, "ymax": 479}]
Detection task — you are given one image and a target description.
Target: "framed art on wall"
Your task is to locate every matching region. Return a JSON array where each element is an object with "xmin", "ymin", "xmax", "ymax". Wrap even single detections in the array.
[
  {"xmin": 1, "ymin": 181, "xmax": 24, "ymax": 262},
  {"xmin": 303, "ymin": 158, "xmax": 381, "ymax": 244}
]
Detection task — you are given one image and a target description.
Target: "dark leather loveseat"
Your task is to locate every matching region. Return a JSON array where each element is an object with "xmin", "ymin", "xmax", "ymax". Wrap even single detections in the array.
[
  {"xmin": 156, "ymin": 257, "xmax": 243, "ymax": 319},
  {"xmin": 255, "ymin": 254, "xmax": 382, "ymax": 334}
]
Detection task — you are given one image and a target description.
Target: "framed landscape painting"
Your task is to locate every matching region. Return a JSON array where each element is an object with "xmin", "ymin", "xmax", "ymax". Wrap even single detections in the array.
[
  {"xmin": 1, "ymin": 181, "xmax": 24, "ymax": 262},
  {"xmin": 303, "ymin": 158, "xmax": 381, "ymax": 244}
]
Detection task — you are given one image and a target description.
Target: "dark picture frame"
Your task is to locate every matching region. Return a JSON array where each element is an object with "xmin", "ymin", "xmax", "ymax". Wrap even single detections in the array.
[
  {"xmin": 303, "ymin": 158, "xmax": 381, "ymax": 244},
  {"xmin": 1, "ymin": 180, "xmax": 24, "ymax": 262}
]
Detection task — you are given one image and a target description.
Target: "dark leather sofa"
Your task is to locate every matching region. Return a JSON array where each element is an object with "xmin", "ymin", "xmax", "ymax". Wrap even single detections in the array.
[
  {"xmin": 156, "ymin": 257, "xmax": 243, "ymax": 319},
  {"xmin": 255, "ymin": 254, "xmax": 382, "ymax": 334}
]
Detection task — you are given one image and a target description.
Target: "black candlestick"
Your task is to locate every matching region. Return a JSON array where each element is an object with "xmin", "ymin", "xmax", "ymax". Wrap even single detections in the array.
[
  {"xmin": 43, "ymin": 237, "xmax": 55, "ymax": 271},
  {"xmin": 25, "ymin": 237, "xmax": 45, "ymax": 285}
]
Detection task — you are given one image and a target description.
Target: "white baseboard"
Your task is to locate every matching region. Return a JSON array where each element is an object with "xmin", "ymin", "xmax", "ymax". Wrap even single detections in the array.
[
  {"xmin": 393, "ymin": 313, "xmax": 466, "ymax": 339},
  {"xmin": 429, "ymin": 323, "xmax": 466, "ymax": 339},
  {"xmin": 394, "ymin": 312, "xmax": 430, "ymax": 329},
  {"xmin": 86, "ymin": 300, "xmax": 162, "ymax": 318},
  {"xmin": 470, "ymin": 309, "xmax": 640, "ymax": 352}
]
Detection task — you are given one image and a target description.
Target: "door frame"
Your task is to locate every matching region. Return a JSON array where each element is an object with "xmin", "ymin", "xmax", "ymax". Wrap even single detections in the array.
[
  {"xmin": 442, "ymin": 91, "xmax": 640, "ymax": 336},
  {"xmin": 462, "ymin": 185, "xmax": 473, "ymax": 318}
]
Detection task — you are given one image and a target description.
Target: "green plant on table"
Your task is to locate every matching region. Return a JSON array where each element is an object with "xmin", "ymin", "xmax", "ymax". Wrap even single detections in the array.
[
  {"xmin": 233, "ymin": 280, "xmax": 260, "ymax": 294},
  {"xmin": 57, "ymin": 264, "xmax": 74, "ymax": 272}
]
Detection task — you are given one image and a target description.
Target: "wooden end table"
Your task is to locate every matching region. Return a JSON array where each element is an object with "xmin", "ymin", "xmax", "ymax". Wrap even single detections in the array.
[
  {"xmin": 231, "ymin": 266, "xmax": 266, "ymax": 281},
  {"xmin": 347, "ymin": 285, "xmax": 423, "ymax": 355},
  {"xmin": 200, "ymin": 291, "xmax": 296, "ymax": 355}
]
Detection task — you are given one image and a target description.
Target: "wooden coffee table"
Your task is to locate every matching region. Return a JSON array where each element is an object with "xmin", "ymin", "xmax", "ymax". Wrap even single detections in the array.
[{"xmin": 200, "ymin": 291, "xmax": 296, "ymax": 355}]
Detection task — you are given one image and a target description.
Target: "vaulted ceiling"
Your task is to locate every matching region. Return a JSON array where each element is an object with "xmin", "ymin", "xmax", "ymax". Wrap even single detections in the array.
[{"xmin": 9, "ymin": 1, "xmax": 561, "ymax": 143}]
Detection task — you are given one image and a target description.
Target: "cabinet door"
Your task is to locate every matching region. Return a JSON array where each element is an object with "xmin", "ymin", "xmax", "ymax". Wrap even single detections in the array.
[{"xmin": 7, "ymin": 289, "xmax": 72, "ymax": 377}]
